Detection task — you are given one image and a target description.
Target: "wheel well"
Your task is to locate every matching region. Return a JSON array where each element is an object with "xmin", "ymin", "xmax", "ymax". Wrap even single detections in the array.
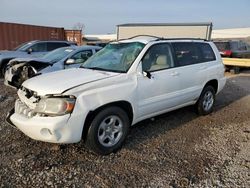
[
  {"xmin": 0, "ymin": 58, "xmax": 12, "ymax": 75},
  {"xmin": 81, "ymin": 101, "xmax": 133, "ymax": 141},
  {"xmin": 204, "ymin": 79, "xmax": 218, "ymax": 93}
]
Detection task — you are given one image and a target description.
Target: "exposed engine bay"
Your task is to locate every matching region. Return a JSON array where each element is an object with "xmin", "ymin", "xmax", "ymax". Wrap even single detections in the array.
[{"xmin": 5, "ymin": 60, "xmax": 51, "ymax": 88}]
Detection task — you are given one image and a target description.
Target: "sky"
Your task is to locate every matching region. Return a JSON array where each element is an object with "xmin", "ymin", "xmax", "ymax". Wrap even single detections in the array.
[{"xmin": 0, "ymin": 0, "xmax": 250, "ymax": 34}]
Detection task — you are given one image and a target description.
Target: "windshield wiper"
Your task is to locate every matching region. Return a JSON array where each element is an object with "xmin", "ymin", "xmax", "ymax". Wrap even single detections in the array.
[
  {"xmin": 81, "ymin": 66, "xmax": 125, "ymax": 73},
  {"xmin": 81, "ymin": 66, "xmax": 109, "ymax": 71}
]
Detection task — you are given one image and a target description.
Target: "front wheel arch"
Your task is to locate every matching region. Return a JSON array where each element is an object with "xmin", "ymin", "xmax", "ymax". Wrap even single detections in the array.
[
  {"xmin": 82, "ymin": 101, "xmax": 133, "ymax": 141},
  {"xmin": 0, "ymin": 58, "xmax": 12, "ymax": 76}
]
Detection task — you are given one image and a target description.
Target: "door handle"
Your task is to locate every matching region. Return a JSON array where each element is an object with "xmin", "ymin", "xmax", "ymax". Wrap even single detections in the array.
[{"xmin": 170, "ymin": 71, "xmax": 179, "ymax": 76}]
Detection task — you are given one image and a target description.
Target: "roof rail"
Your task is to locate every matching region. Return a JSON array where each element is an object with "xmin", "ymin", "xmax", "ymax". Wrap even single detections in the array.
[
  {"xmin": 155, "ymin": 37, "xmax": 209, "ymax": 41},
  {"xmin": 117, "ymin": 35, "xmax": 160, "ymax": 42}
]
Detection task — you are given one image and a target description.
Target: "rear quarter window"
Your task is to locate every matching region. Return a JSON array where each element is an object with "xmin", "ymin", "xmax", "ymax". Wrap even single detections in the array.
[{"xmin": 196, "ymin": 43, "xmax": 216, "ymax": 62}]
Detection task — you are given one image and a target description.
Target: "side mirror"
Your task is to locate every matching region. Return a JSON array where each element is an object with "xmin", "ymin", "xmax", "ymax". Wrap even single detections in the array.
[
  {"xmin": 143, "ymin": 71, "xmax": 152, "ymax": 79},
  {"xmin": 27, "ymin": 48, "xmax": 33, "ymax": 54},
  {"xmin": 138, "ymin": 61, "xmax": 152, "ymax": 79},
  {"xmin": 65, "ymin": 59, "xmax": 75, "ymax": 65}
]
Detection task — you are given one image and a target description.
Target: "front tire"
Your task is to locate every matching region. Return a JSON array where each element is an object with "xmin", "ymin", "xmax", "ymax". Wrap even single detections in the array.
[
  {"xmin": 85, "ymin": 106, "xmax": 130, "ymax": 155},
  {"xmin": 196, "ymin": 86, "xmax": 215, "ymax": 115}
]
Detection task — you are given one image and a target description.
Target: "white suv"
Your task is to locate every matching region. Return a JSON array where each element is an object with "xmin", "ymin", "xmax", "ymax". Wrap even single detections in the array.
[{"xmin": 7, "ymin": 36, "xmax": 226, "ymax": 154}]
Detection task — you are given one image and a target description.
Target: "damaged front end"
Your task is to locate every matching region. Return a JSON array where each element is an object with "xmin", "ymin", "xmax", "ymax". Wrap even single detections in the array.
[
  {"xmin": 13, "ymin": 86, "xmax": 75, "ymax": 118},
  {"xmin": 4, "ymin": 60, "xmax": 50, "ymax": 89}
]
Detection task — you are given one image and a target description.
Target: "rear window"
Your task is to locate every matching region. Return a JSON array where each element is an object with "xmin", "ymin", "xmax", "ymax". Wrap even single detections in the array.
[
  {"xmin": 214, "ymin": 42, "xmax": 230, "ymax": 51},
  {"xmin": 172, "ymin": 42, "xmax": 216, "ymax": 66}
]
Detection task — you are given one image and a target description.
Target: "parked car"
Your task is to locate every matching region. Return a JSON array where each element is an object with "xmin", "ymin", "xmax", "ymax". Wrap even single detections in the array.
[
  {"xmin": 4, "ymin": 45, "xmax": 102, "ymax": 88},
  {"xmin": 7, "ymin": 36, "xmax": 226, "ymax": 155},
  {"xmin": 0, "ymin": 40, "xmax": 76, "ymax": 77},
  {"xmin": 214, "ymin": 40, "xmax": 250, "ymax": 58}
]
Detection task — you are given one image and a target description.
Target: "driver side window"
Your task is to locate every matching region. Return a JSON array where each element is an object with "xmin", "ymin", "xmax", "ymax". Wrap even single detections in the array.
[
  {"xmin": 30, "ymin": 43, "xmax": 47, "ymax": 52},
  {"xmin": 142, "ymin": 43, "xmax": 174, "ymax": 72},
  {"xmin": 71, "ymin": 50, "xmax": 93, "ymax": 64}
]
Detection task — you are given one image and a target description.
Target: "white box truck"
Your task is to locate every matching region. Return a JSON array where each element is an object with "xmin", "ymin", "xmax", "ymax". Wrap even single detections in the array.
[{"xmin": 117, "ymin": 22, "xmax": 213, "ymax": 40}]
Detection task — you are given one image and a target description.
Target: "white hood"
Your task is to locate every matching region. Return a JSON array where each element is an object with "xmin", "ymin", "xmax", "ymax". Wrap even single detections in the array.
[{"xmin": 22, "ymin": 68, "xmax": 120, "ymax": 95}]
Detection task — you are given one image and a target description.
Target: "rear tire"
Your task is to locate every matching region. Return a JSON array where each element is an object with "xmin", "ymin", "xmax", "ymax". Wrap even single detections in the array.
[
  {"xmin": 196, "ymin": 86, "xmax": 215, "ymax": 115},
  {"xmin": 85, "ymin": 106, "xmax": 130, "ymax": 155}
]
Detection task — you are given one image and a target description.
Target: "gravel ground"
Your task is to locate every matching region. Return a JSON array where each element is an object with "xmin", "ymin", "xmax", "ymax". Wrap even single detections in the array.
[{"xmin": 0, "ymin": 71, "xmax": 249, "ymax": 187}]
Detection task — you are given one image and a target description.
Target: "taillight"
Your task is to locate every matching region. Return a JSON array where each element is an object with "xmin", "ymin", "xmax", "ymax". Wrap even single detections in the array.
[{"xmin": 222, "ymin": 50, "xmax": 232, "ymax": 57}]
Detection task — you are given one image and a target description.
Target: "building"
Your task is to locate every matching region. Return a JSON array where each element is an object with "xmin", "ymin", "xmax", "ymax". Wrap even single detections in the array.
[
  {"xmin": 212, "ymin": 28, "xmax": 250, "ymax": 39},
  {"xmin": 0, "ymin": 22, "xmax": 82, "ymax": 50}
]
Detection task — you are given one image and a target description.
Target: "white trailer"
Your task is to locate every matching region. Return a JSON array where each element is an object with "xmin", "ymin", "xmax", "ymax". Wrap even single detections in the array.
[{"xmin": 117, "ymin": 22, "xmax": 213, "ymax": 40}]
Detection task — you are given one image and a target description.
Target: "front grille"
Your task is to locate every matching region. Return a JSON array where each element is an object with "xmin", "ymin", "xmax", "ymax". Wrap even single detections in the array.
[{"xmin": 15, "ymin": 99, "xmax": 36, "ymax": 118}]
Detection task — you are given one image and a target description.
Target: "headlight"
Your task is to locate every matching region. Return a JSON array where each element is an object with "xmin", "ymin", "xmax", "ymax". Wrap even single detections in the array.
[{"xmin": 34, "ymin": 97, "xmax": 76, "ymax": 116}]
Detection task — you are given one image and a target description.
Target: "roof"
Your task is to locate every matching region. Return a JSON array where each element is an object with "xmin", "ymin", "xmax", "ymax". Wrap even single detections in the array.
[
  {"xmin": 114, "ymin": 36, "xmax": 206, "ymax": 44},
  {"xmin": 84, "ymin": 34, "xmax": 116, "ymax": 41},
  {"xmin": 25, "ymin": 40, "xmax": 74, "ymax": 44},
  {"xmin": 77, "ymin": 45, "xmax": 102, "ymax": 50},
  {"xmin": 65, "ymin": 45, "xmax": 102, "ymax": 50},
  {"xmin": 116, "ymin": 36, "xmax": 159, "ymax": 44}
]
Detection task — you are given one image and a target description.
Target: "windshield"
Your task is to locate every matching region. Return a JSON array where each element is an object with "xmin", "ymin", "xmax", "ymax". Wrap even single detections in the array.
[
  {"xmin": 82, "ymin": 42, "xmax": 145, "ymax": 73},
  {"xmin": 42, "ymin": 47, "xmax": 75, "ymax": 63},
  {"xmin": 14, "ymin": 42, "xmax": 33, "ymax": 51}
]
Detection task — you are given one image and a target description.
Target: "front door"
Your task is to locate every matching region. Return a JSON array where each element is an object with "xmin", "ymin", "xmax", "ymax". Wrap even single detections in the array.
[{"xmin": 136, "ymin": 43, "xmax": 181, "ymax": 118}]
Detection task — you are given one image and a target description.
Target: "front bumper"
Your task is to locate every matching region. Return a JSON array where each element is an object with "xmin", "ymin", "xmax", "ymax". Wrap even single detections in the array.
[{"xmin": 7, "ymin": 107, "xmax": 85, "ymax": 144}]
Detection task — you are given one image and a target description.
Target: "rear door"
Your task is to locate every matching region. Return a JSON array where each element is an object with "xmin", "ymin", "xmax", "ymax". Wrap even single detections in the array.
[{"xmin": 171, "ymin": 42, "xmax": 216, "ymax": 103}]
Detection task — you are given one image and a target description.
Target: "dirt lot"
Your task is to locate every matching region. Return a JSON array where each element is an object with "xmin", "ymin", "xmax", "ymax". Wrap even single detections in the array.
[{"xmin": 0, "ymin": 71, "xmax": 249, "ymax": 188}]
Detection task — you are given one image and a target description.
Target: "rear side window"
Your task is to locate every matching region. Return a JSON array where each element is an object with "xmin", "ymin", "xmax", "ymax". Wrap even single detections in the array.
[
  {"xmin": 238, "ymin": 41, "xmax": 247, "ymax": 51},
  {"xmin": 230, "ymin": 42, "xmax": 240, "ymax": 50},
  {"xmin": 172, "ymin": 42, "xmax": 202, "ymax": 66},
  {"xmin": 172, "ymin": 42, "xmax": 215, "ymax": 66},
  {"xmin": 47, "ymin": 42, "xmax": 69, "ymax": 51},
  {"xmin": 214, "ymin": 42, "xmax": 230, "ymax": 51}
]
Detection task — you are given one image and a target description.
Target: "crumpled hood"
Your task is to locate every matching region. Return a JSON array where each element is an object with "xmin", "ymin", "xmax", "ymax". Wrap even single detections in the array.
[{"xmin": 22, "ymin": 68, "xmax": 120, "ymax": 95}]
